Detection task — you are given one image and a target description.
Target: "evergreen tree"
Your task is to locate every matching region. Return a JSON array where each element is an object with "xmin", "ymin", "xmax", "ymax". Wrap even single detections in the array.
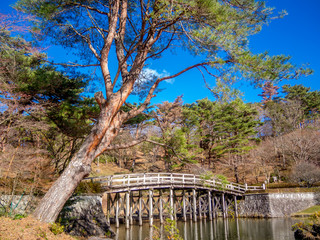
[
  {"xmin": 282, "ymin": 84, "xmax": 320, "ymax": 119},
  {"xmin": 153, "ymin": 96, "xmax": 197, "ymax": 170},
  {"xmin": 0, "ymin": 13, "xmax": 98, "ymax": 176},
  {"xmin": 182, "ymin": 98, "xmax": 218, "ymax": 168},
  {"xmin": 259, "ymin": 81, "xmax": 279, "ymax": 103},
  {"xmin": 212, "ymin": 99, "xmax": 261, "ymax": 182}
]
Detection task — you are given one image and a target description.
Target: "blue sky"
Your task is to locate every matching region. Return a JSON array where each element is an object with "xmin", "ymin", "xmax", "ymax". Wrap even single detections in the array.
[{"xmin": 1, "ymin": 0, "xmax": 319, "ymax": 105}]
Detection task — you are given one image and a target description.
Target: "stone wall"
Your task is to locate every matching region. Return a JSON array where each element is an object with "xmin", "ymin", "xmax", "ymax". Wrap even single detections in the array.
[
  {"xmin": 239, "ymin": 192, "xmax": 319, "ymax": 217},
  {"xmin": 0, "ymin": 195, "xmax": 38, "ymax": 215}
]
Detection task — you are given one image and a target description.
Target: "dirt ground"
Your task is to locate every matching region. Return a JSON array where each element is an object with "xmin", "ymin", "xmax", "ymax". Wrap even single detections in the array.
[{"xmin": 0, "ymin": 216, "xmax": 77, "ymax": 240}]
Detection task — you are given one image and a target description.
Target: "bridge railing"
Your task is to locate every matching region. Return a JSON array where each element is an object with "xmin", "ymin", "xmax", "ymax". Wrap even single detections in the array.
[{"xmin": 86, "ymin": 173, "xmax": 265, "ymax": 194}]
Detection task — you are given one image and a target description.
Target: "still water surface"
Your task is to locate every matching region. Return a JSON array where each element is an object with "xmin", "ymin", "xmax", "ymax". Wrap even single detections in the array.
[{"xmin": 112, "ymin": 218, "xmax": 299, "ymax": 240}]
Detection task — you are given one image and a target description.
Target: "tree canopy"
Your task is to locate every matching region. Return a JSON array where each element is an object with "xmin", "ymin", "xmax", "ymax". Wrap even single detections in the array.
[{"xmin": 16, "ymin": 0, "xmax": 310, "ymax": 92}]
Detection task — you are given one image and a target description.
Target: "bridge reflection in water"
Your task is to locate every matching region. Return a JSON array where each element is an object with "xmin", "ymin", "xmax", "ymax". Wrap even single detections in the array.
[
  {"xmin": 112, "ymin": 218, "xmax": 298, "ymax": 240},
  {"xmin": 85, "ymin": 173, "xmax": 265, "ymax": 228}
]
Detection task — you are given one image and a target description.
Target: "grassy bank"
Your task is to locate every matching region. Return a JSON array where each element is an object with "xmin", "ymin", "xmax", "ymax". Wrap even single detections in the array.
[{"xmin": 292, "ymin": 206, "xmax": 320, "ymax": 218}]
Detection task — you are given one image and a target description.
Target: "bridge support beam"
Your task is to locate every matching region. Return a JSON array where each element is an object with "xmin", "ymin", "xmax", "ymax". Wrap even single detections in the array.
[
  {"xmin": 182, "ymin": 190, "xmax": 187, "ymax": 222},
  {"xmin": 149, "ymin": 189, "xmax": 153, "ymax": 226},
  {"xmin": 130, "ymin": 191, "xmax": 133, "ymax": 225},
  {"xmin": 222, "ymin": 193, "xmax": 226, "ymax": 218},
  {"xmin": 125, "ymin": 191, "xmax": 130, "ymax": 229},
  {"xmin": 139, "ymin": 191, "xmax": 143, "ymax": 226},
  {"xmin": 189, "ymin": 192, "xmax": 192, "ymax": 221},
  {"xmin": 173, "ymin": 190, "xmax": 177, "ymax": 221},
  {"xmin": 234, "ymin": 195, "xmax": 238, "ymax": 218},
  {"xmin": 212, "ymin": 195, "xmax": 216, "ymax": 219},
  {"xmin": 159, "ymin": 190, "xmax": 163, "ymax": 224},
  {"xmin": 208, "ymin": 191, "xmax": 212, "ymax": 221},
  {"xmin": 193, "ymin": 189, "xmax": 197, "ymax": 222},
  {"xmin": 106, "ymin": 193, "xmax": 110, "ymax": 225},
  {"xmin": 115, "ymin": 193, "xmax": 119, "ymax": 228},
  {"xmin": 199, "ymin": 194, "xmax": 202, "ymax": 220},
  {"xmin": 170, "ymin": 188, "xmax": 174, "ymax": 221}
]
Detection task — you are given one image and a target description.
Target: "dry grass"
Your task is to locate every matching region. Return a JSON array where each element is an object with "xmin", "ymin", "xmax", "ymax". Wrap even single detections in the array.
[
  {"xmin": 0, "ymin": 216, "xmax": 77, "ymax": 240},
  {"xmin": 265, "ymin": 187, "xmax": 320, "ymax": 193},
  {"xmin": 90, "ymin": 162, "xmax": 130, "ymax": 176}
]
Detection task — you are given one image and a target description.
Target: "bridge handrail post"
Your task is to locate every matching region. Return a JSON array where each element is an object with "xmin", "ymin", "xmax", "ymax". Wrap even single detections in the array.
[
  {"xmin": 262, "ymin": 183, "xmax": 266, "ymax": 190},
  {"xmin": 245, "ymin": 183, "xmax": 248, "ymax": 191},
  {"xmin": 143, "ymin": 173, "xmax": 146, "ymax": 185},
  {"xmin": 107, "ymin": 176, "xmax": 111, "ymax": 187}
]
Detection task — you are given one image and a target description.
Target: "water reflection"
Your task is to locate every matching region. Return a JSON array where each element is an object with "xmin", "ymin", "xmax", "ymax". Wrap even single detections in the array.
[{"xmin": 111, "ymin": 218, "xmax": 298, "ymax": 240}]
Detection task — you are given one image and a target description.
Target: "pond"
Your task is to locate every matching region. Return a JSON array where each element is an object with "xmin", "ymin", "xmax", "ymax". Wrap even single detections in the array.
[{"xmin": 111, "ymin": 218, "xmax": 299, "ymax": 240}]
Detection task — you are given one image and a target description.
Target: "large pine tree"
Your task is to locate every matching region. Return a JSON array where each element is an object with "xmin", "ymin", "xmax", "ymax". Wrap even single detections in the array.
[
  {"xmin": 212, "ymin": 99, "xmax": 261, "ymax": 182},
  {"xmin": 15, "ymin": 0, "xmax": 311, "ymax": 222}
]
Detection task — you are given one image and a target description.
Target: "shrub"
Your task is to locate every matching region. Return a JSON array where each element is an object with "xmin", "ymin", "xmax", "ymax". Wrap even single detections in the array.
[
  {"xmin": 200, "ymin": 172, "xmax": 229, "ymax": 190},
  {"xmin": 13, "ymin": 214, "xmax": 27, "ymax": 220},
  {"xmin": 290, "ymin": 162, "xmax": 320, "ymax": 188},
  {"xmin": 153, "ymin": 218, "xmax": 183, "ymax": 240},
  {"xmin": 50, "ymin": 222, "xmax": 65, "ymax": 235},
  {"xmin": 292, "ymin": 211, "xmax": 320, "ymax": 239},
  {"xmin": 267, "ymin": 182, "xmax": 300, "ymax": 189},
  {"xmin": 73, "ymin": 181, "xmax": 103, "ymax": 195}
]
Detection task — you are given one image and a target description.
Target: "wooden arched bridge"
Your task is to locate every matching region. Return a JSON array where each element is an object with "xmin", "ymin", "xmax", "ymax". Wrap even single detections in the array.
[{"xmin": 84, "ymin": 173, "xmax": 265, "ymax": 228}]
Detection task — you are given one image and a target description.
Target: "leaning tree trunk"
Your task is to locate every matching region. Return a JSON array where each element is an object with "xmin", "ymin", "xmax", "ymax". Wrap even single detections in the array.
[{"xmin": 33, "ymin": 106, "xmax": 123, "ymax": 223}]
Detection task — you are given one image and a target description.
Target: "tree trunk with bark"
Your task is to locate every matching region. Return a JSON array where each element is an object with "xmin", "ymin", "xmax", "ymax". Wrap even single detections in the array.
[{"xmin": 33, "ymin": 104, "xmax": 124, "ymax": 222}]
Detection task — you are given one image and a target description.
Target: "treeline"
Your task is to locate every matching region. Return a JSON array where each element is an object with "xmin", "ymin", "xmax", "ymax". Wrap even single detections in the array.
[{"xmin": 106, "ymin": 85, "xmax": 320, "ymax": 185}]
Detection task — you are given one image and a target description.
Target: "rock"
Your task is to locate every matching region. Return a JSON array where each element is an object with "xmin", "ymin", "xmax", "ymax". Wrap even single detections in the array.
[
  {"xmin": 313, "ymin": 224, "xmax": 320, "ymax": 235},
  {"xmin": 0, "ymin": 195, "xmax": 38, "ymax": 215},
  {"xmin": 294, "ymin": 229, "xmax": 306, "ymax": 240},
  {"xmin": 294, "ymin": 227, "xmax": 320, "ymax": 240},
  {"xmin": 59, "ymin": 196, "xmax": 115, "ymax": 238}
]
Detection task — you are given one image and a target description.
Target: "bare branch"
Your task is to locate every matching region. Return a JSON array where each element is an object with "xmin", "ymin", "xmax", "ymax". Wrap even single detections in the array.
[
  {"xmin": 115, "ymin": 0, "xmax": 129, "ymax": 82},
  {"xmin": 101, "ymin": 0, "xmax": 120, "ymax": 99},
  {"xmin": 105, "ymin": 135, "xmax": 147, "ymax": 150},
  {"xmin": 71, "ymin": 2, "xmax": 109, "ymax": 16},
  {"xmin": 45, "ymin": 60, "xmax": 99, "ymax": 67},
  {"xmin": 196, "ymin": 66, "xmax": 215, "ymax": 91},
  {"xmin": 157, "ymin": 62, "xmax": 213, "ymax": 82},
  {"xmin": 67, "ymin": 22, "xmax": 101, "ymax": 61},
  {"xmin": 112, "ymin": 36, "xmax": 141, "ymax": 88},
  {"xmin": 124, "ymin": 61, "xmax": 216, "ymax": 121},
  {"xmin": 86, "ymin": 7, "xmax": 105, "ymax": 39},
  {"xmin": 146, "ymin": 139, "xmax": 186, "ymax": 163},
  {"xmin": 146, "ymin": 30, "xmax": 176, "ymax": 60}
]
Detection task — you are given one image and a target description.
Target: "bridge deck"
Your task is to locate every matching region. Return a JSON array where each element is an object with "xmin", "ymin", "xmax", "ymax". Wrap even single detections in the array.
[{"xmin": 85, "ymin": 172, "xmax": 264, "ymax": 195}]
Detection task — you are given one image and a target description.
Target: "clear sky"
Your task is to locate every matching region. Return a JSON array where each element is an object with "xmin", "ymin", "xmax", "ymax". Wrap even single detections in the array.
[{"xmin": 1, "ymin": 0, "xmax": 319, "ymax": 105}]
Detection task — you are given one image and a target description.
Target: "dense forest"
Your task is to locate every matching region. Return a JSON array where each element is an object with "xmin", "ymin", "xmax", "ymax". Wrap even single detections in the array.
[{"xmin": 0, "ymin": 0, "xmax": 319, "ymax": 224}]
